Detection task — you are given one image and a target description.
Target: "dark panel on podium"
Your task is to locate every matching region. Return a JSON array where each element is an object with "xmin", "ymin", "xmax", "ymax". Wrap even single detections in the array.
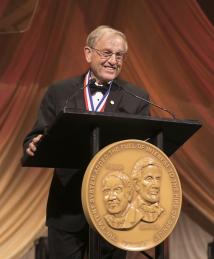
[{"xmin": 21, "ymin": 109, "xmax": 201, "ymax": 168}]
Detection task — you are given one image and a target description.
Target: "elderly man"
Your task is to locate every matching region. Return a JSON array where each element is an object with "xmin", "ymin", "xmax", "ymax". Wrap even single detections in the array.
[
  {"xmin": 23, "ymin": 25, "xmax": 149, "ymax": 259},
  {"xmin": 102, "ymin": 171, "xmax": 141, "ymax": 230}
]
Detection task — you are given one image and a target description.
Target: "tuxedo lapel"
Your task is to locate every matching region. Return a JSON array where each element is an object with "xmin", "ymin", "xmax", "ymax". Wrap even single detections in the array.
[
  {"xmin": 67, "ymin": 76, "xmax": 86, "ymax": 111},
  {"xmin": 74, "ymin": 89, "xmax": 85, "ymax": 110},
  {"xmin": 104, "ymin": 81, "xmax": 123, "ymax": 112}
]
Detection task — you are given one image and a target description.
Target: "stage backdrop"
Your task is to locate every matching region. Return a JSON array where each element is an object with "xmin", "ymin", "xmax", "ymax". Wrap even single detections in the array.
[{"xmin": 0, "ymin": 0, "xmax": 213, "ymax": 258}]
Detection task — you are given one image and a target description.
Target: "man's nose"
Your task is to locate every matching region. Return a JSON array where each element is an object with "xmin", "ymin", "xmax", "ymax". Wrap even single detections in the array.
[
  {"xmin": 109, "ymin": 190, "xmax": 117, "ymax": 200},
  {"xmin": 152, "ymin": 179, "xmax": 160, "ymax": 187},
  {"xmin": 108, "ymin": 53, "xmax": 117, "ymax": 63}
]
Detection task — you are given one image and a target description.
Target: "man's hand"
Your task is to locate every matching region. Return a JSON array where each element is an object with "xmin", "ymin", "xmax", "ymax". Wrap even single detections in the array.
[{"xmin": 26, "ymin": 134, "xmax": 43, "ymax": 156}]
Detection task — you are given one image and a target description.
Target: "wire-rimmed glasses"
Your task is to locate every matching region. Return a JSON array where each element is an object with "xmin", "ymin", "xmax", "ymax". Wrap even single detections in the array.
[{"xmin": 90, "ymin": 47, "xmax": 126, "ymax": 62}]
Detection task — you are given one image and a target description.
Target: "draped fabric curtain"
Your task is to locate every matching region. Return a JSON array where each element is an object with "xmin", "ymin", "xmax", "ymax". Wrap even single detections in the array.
[{"xmin": 0, "ymin": 0, "xmax": 213, "ymax": 258}]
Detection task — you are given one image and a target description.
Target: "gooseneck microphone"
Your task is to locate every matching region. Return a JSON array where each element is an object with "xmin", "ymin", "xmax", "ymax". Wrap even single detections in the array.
[
  {"xmin": 116, "ymin": 83, "xmax": 176, "ymax": 119},
  {"xmin": 64, "ymin": 79, "xmax": 96, "ymax": 111},
  {"xmin": 64, "ymin": 78, "xmax": 176, "ymax": 119}
]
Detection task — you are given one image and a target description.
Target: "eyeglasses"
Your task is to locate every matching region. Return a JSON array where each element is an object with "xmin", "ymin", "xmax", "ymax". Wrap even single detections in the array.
[{"xmin": 90, "ymin": 47, "xmax": 126, "ymax": 61}]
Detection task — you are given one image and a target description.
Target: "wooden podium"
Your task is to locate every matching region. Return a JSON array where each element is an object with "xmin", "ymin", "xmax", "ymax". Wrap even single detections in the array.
[{"xmin": 22, "ymin": 109, "xmax": 201, "ymax": 259}]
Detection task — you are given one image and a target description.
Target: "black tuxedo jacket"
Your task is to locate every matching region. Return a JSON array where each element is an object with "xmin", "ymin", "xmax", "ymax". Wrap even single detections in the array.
[{"xmin": 23, "ymin": 75, "xmax": 149, "ymax": 232}]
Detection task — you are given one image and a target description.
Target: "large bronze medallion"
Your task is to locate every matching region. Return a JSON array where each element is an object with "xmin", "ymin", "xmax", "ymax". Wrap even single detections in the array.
[{"xmin": 82, "ymin": 140, "xmax": 182, "ymax": 251}]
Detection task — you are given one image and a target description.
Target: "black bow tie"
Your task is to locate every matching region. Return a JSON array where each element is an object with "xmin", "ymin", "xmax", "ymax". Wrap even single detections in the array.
[{"xmin": 89, "ymin": 82, "xmax": 110, "ymax": 95}]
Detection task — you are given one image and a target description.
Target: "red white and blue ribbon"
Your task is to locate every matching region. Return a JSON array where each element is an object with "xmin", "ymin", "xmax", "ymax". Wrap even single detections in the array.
[{"xmin": 84, "ymin": 71, "xmax": 112, "ymax": 112}]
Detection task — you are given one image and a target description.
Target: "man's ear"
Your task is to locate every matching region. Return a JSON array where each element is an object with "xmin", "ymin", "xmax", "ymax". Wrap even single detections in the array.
[{"xmin": 84, "ymin": 46, "xmax": 92, "ymax": 63}]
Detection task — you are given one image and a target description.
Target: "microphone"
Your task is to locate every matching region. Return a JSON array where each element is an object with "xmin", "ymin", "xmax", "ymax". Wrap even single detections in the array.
[
  {"xmin": 64, "ymin": 78, "xmax": 96, "ymax": 111},
  {"xmin": 116, "ymin": 83, "xmax": 176, "ymax": 119},
  {"xmin": 64, "ymin": 78, "xmax": 176, "ymax": 119}
]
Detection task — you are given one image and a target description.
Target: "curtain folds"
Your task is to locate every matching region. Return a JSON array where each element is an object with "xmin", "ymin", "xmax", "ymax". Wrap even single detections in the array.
[{"xmin": 0, "ymin": 0, "xmax": 213, "ymax": 258}]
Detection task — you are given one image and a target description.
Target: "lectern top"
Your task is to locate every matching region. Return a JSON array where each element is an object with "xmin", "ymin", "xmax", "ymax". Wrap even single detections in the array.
[{"xmin": 21, "ymin": 110, "xmax": 201, "ymax": 168}]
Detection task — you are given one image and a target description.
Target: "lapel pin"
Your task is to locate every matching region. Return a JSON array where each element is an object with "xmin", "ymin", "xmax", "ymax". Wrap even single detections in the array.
[{"xmin": 110, "ymin": 100, "xmax": 114, "ymax": 105}]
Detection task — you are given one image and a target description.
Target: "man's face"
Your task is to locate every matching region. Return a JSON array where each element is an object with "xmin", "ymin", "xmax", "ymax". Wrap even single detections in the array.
[
  {"xmin": 138, "ymin": 165, "xmax": 162, "ymax": 204},
  {"xmin": 102, "ymin": 176, "xmax": 129, "ymax": 215},
  {"xmin": 84, "ymin": 33, "xmax": 127, "ymax": 83}
]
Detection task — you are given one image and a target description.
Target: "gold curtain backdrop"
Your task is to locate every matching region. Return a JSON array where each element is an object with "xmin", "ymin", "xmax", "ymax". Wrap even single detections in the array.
[{"xmin": 0, "ymin": 0, "xmax": 213, "ymax": 258}]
